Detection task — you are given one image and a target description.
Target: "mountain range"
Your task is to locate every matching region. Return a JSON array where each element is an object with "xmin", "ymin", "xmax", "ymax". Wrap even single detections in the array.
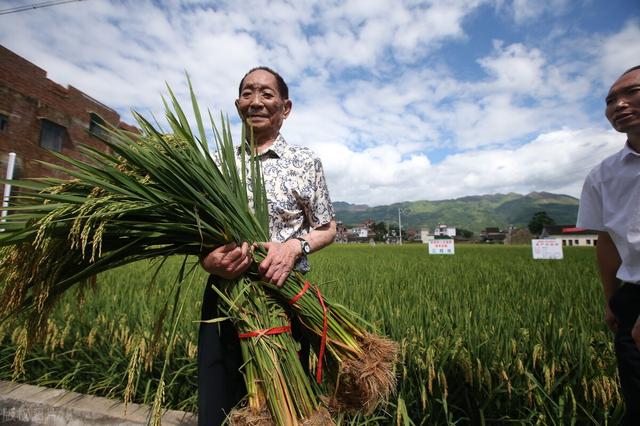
[{"xmin": 333, "ymin": 192, "xmax": 579, "ymax": 233}]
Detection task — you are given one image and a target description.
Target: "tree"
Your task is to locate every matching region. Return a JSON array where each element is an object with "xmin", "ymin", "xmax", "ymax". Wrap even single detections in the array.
[
  {"xmin": 371, "ymin": 221, "xmax": 387, "ymax": 242},
  {"xmin": 456, "ymin": 228, "xmax": 474, "ymax": 238},
  {"xmin": 528, "ymin": 211, "xmax": 555, "ymax": 235}
]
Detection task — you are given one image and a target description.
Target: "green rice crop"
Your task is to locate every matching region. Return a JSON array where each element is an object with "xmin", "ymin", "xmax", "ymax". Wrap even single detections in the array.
[{"xmin": 0, "ymin": 244, "xmax": 622, "ymax": 424}]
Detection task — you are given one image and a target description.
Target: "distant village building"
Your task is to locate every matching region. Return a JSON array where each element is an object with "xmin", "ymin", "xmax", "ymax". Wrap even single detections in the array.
[
  {"xmin": 334, "ymin": 221, "xmax": 376, "ymax": 243},
  {"xmin": 351, "ymin": 226, "xmax": 369, "ymax": 239},
  {"xmin": 0, "ymin": 45, "xmax": 136, "ymax": 182},
  {"xmin": 480, "ymin": 227, "xmax": 508, "ymax": 244},
  {"xmin": 422, "ymin": 225, "xmax": 467, "ymax": 243},
  {"xmin": 420, "ymin": 228, "xmax": 432, "ymax": 244},
  {"xmin": 540, "ymin": 225, "xmax": 598, "ymax": 246},
  {"xmin": 434, "ymin": 224, "xmax": 456, "ymax": 238},
  {"xmin": 335, "ymin": 221, "xmax": 349, "ymax": 243}
]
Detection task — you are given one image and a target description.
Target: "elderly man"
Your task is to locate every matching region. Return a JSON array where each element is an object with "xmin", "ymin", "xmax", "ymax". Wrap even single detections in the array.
[
  {"xmin": 577, "ymin": 65, "xmax": 640, "ymax": 425},
  {"xmin": 197, "ymin": 67, "xmax": 337, "ymax": 425}
]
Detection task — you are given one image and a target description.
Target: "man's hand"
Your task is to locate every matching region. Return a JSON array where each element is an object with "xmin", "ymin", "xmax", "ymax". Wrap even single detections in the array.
[
  {"xmin": 605, "ymin": 303, "xmax": 619, "ymax": 333},
  {"xmin": 597, "ymin": 232, "xmax": 622, "ymax": 334},
  {"xmin": 200, "ymin": 242, "xmax": 252, "ymax": 279},
  {"xmin": 258, "ymin": 239, "xmax": 301, "ymax": 287},
  {"xmin": 632, "ymin": 315, "xmax": 640, "ymax": 351}
]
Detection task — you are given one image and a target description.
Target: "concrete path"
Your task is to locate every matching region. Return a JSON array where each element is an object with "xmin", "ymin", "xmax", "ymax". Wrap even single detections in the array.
[{"xmin": 0, "ymin": 381, "xmax": 196, "ymax": 426}]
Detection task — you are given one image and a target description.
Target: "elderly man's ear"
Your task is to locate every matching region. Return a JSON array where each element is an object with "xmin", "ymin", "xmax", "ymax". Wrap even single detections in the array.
[{"xmin": 282, "ymin": 99, "xmax": 293, "ymax": 117}]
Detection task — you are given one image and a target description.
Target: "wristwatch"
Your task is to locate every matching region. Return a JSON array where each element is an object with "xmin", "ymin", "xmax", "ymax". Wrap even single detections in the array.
[{"xmin": 296, "ymin": 237, "xmax": 311, "ymax": 255}]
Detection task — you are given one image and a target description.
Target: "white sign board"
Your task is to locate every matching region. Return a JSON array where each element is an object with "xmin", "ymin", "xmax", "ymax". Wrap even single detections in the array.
[
  {"xmin": 531, "ymin": 239, "xmax": 563, "ymax": 259},
  {"xmin": 429, "ymin": 239, "xmax": 455, "ymax": 255}
]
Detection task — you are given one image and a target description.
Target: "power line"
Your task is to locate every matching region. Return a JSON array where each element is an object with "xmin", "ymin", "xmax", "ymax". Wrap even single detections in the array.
[{"xmin": 0, "ymin": 0, "xmax": 87, "ymax": 16}]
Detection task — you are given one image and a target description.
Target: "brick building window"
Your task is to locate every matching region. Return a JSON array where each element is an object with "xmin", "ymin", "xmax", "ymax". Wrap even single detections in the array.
[
  {"xmin": 0, "ymin": 113, "xmax": 7, "ymax": 131},
  {"xmin": 39, "ymin": 119, "xmax": 67, "ymax": 152},
  {"xmin": 89, "ymin": 113, "xmax": 109, "ymax": 141}
]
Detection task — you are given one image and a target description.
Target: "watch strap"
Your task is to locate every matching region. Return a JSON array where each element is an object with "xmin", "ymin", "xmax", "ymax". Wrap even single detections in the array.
[{"xmin": 296, "ymin": 237, "xmax": 311, "ymax": 255}]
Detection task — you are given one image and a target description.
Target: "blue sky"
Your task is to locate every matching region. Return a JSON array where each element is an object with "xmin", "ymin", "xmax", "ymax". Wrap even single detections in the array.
[{"xmin": 1, "ymin": 0, "xmax": 639, "ymax": 205}]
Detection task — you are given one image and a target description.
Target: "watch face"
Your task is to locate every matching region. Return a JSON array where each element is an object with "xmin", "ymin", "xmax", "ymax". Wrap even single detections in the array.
[{"xmin": 299, "ymin": 238, "xmax": 310, "ymax": 254}]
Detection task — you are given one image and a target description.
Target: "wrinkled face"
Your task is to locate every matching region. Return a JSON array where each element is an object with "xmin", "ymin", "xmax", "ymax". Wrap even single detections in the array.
[
  {"xmin": 605, "ymin": 69, "xmax": 640, "ymax": 135},
  {"xmin": 235, "ymin": 70, "xmax": 291, "ymax": 141}
]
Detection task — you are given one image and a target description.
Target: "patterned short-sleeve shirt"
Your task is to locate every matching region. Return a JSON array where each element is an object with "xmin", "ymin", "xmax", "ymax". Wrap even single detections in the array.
[{"xmin": 237, "ymin": 134, "xmax": 335, "ymax": 271}]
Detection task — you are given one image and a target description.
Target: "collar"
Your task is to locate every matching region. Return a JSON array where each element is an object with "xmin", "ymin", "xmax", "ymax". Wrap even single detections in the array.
[
  {"xmin": 238, "ymin": 134, "xmax": 287, "ymax": 158},
  {"xmin": 622, "ymin": 141, "xmax": 640, "ymax": 159}
]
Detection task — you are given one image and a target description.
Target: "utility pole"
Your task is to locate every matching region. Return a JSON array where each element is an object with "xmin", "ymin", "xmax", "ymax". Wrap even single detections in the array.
[{"xmin": 398, "ymin": 208, "xmax": 402, "ymax": 245}]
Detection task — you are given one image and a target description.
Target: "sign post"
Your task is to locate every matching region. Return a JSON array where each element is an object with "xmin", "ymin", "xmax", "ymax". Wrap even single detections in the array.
[
  {"xmin": 1, "ymin": 152, "xmax": 16, "ymax": 223},
  {"xmin": 428, "ymin": 239, "xmax": 455, "ymax": 255},
  {"xmin": 531, "ymin": 239, "xmax": 563, "ymax": 259}
]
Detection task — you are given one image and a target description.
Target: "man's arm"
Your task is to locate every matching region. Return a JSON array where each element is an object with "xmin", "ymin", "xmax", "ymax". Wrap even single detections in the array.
[
  {"xmin": 299, "ymin": 219, "xmax": 337, "ymax": 253},
  {"xmin": 596, "ymin": 231, "xmax": 622, "ymax": 332},
  {"xmin": 259, "ymin": 220, "xmax": 337, "ymax": 287}
]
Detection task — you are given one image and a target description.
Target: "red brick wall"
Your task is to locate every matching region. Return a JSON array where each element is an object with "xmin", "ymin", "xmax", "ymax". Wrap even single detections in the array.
[{"xmin": 0, "ymin": 45, "xmax": 134, "ymax": 181}]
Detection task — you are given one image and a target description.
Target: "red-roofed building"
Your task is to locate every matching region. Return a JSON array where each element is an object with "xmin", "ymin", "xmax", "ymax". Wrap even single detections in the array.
[
  {"xmin": 540, "ymin": 224, "xmax": 598, "ymax": 246},
  {"xmin": 0, "ymin": 45, "xmax": 136, "ymax": 181}
]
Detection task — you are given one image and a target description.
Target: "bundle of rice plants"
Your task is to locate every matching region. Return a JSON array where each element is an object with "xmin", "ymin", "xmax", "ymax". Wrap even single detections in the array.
[{"xmin": 213, "ymin": 277, "xmax": 332, "ymax": 425}]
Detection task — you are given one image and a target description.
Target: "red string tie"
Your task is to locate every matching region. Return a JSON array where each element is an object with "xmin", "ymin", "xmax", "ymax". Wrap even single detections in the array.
[
  {"xmin": 315, "ymin": 285, "xmax": 329, "ymax": 384},
  {"xmin": 288, "ymin": 280, "xmax": 329, "ymax": 384},
  {"xmin": 289, "ymin": 280, "xmax": 311, "ymax": 305},
  {"xmin": 238, "ymin": 325, "xmax": 291, "ymax": 339}
]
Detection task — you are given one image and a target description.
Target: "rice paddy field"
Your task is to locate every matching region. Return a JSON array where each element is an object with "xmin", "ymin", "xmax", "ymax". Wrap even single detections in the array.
[{"xmin": 0, "ymin": 244, "xmax": 623, "ymax": 425}]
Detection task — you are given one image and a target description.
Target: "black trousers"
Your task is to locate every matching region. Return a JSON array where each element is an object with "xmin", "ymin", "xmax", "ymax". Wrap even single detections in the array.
[
  {"xmin": 197, "ymin": 276, "xmax": 310, "ymax": 425},
  {"xmin": 197, "ymin": 276, "xmax": 245, "ymax": 426},
  {"xmin": 609, "ymin": 282, "xmax": 640, "ymax": 425}
]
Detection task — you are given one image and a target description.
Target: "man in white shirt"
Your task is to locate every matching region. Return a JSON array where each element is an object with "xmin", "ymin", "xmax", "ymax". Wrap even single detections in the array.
[{"xmin": 577, "ymin": 65, "xmax": 640, "ymax": 425}]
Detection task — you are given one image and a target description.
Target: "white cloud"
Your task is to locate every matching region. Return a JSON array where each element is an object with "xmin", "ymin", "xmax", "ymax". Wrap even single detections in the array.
[
  {"xmin": 478, "ymin": 42, "xmax": 546, "ymax": 94},
  {"xmin": 446, "ymin": 94, "xmax": 543, "ymax": 149},
  {"xmin": 323, "ymin": 128, "xmax": 625, "ymax": 205},
  {"xmin": 313, "ymin": 141, "xmax": 433, "ymax": 205},
  {"xmin": 599, "ymin": 20, "xmax": 640, "ymax": 83},
  {"xmin": 497, "ymin": 0, "xmax": 571, "ymax": 25}
]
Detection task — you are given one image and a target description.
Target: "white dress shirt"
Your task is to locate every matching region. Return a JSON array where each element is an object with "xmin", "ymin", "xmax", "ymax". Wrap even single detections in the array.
[{"xmin": 577, "ymin": 143, "xmax": 640, "ymax": 283}]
